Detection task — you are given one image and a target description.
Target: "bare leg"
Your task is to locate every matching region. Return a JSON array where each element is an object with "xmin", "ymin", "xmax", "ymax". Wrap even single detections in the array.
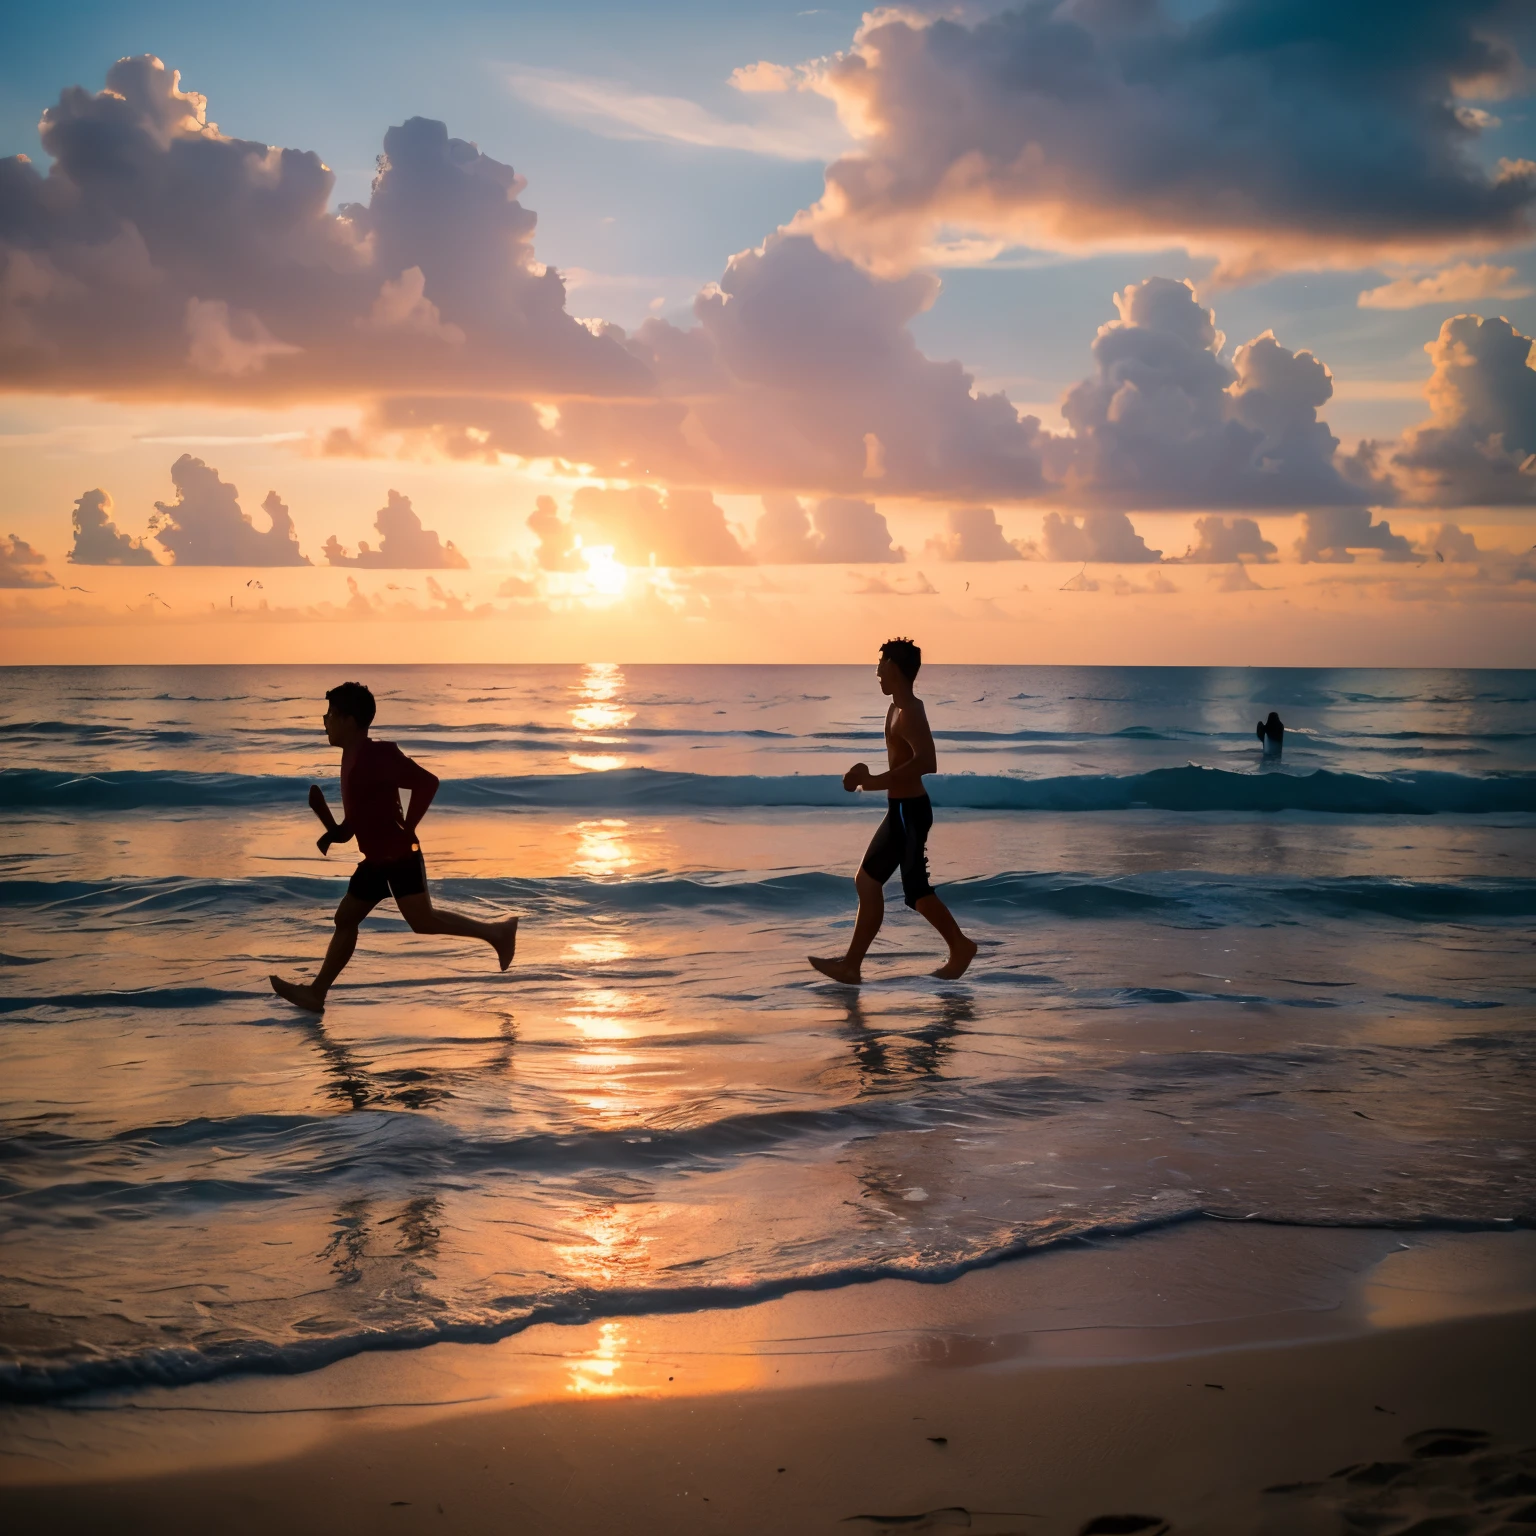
[
  {"xmin": 810, "ymin": 868, "xmax": 884, "ymax": 984},
  {"xmin": 271, "ymin": 895, "xmax": 371, "ymax": 1012},
  {"xmin": 915, "ymin": 893, "xmax": 978, "ymax": 980},
  {"xmin": 397, "ymin": 894, "xmax": 519, "ymax": 971}
]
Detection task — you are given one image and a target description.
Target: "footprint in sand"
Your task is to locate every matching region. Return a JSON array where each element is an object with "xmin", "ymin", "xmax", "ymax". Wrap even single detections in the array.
[{"xmin": 1263, "ymin": 1425, "xmax": 1536, "ymax": 1532}]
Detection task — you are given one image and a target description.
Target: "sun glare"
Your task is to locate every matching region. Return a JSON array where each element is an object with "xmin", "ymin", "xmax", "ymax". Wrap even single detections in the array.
[{"xmin": 580, "ymin": 542, "xmax": 627, "ymax": 598}]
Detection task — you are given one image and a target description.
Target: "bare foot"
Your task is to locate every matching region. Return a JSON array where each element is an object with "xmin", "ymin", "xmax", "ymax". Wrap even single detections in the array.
[
  {"xmin": 932, "ymin": 936, "xmax": 979, "ymax": 981},
  {"xmin": 494, "ymin": 916, "xmax": 519, "ymax": 972},
  {"xmin": 809, "ymin": 955, "xmax": 862, "ymax": 985},
  {"xmin": 270, "ymin": 974, "xmax": 325, "ymax": 1013}
]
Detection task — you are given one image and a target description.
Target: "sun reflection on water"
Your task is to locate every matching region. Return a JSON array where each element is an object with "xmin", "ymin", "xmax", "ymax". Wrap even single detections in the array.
[
  {"xmin": 569, "ymin": 661, "xmax": 632, "ymax": 771},
  {"xmin": 572, "ymin": 818, "xmax": 635, "ymax": 875}
]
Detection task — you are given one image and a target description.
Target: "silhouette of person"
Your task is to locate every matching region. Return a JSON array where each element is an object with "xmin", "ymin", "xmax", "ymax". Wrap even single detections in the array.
[
  {"xmin": 270, "ymin": 681, "xmax": 518, "ymax": 1012},
  {"xmin": 810, "ymin": 638, "xmax": 978, "ymax": 984},
  {"xmin": 1256, "ymin": 710, "xmax": 1285, "ymax": 759}
]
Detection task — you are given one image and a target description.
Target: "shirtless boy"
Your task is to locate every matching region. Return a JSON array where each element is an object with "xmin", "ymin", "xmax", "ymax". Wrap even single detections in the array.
[
  {"xmin": 810, "ymin": 638, "xmax": 978, "ymax": 984},
  {"xmin": 269, "ymin": 681, "xmax": 518, "ymax": 1012}
]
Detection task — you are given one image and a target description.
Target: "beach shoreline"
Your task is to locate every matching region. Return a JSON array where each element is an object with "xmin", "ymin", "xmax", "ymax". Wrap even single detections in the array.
[{"xmin": 5, "ymin": 1222, "xmax": 1534, "ymax": 1535}]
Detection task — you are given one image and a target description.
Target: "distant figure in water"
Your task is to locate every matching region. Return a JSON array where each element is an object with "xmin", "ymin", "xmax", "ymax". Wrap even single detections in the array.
[
  {"xmin": 269, "ymin": 681, "xmax": 518, "ymax": 1013},
  {"xmin": 1257, "ymin": 711, "xmax": 1285, "ymax": 758},
  {"xmin": 810, "ymin": 638, "xmax": 978, "ymax": 985}
]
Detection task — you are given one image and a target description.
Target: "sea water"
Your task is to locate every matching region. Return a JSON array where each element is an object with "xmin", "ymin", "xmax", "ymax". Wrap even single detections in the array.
[{"xmin": 1, "ymin": 664, "xmax": 1533, "ymax": 1401}]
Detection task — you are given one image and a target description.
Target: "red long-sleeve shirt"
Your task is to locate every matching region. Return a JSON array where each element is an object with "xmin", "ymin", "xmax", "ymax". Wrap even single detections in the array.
[{"xmin": 338, "ymin": 738, "xmax": 439, "ymax": 863}]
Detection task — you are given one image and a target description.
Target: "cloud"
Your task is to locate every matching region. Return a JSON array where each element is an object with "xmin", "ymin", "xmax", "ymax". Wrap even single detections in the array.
[
  {"xmin": 0, "ymin": 56, "xmax": 645, "ymax": 401},
  {"xmin": 150, "ymin": 454, "xmax": 310, "ymax": 565},
  {"xmin": 752, "ymin": 494, "xmax": 903, "ymax": 563},
  {"xmin": 1046, "ymin": 278, "xmax": 1383, "ymax": 509},
  {"xmin": 794, "ymin": 2, "xmax": 1536, "ymax": 277},
  {"xmin": 923, "ymin": 506, "xmax": 1025, "ymax": 561},
  {"xmin": 68, "ymin": 488, "xmax": 159, "ymax": 565},
  {"xmin": 1294, "ymin": 507, "xmax": 1416, "ymax": 563},
  {"xmin": 1423, "ymin": 522, "xmax": 1536, "ymax": 582},
  {"xmin": 730, "ymin": 62, "xmax": 807, "ymax": 95},
  {"xmin": 1209, "ymin": 562, "xmax": 1269, "ymax": 592},
  {"xmin": 1111, "ymin": 571, "xmax": 1178, "ymax": 595},
  {"xmin": 507, "ymin": 66, "xmax": 843, "ymax": 161},
  {"xmin": 1028, "ymin": 509, "xmax": 1163, "ymax": 564},
  {"xmin": 1178, "ymin": 515, "xmax": 1278, "ymax": 563},
  {"xmin": 493, "ymin": 231, "xmax": 1051, "ymax": 499},
  {"xmin": 324, "ymin": 490, "xmax": 467, "ymax": 568},
  {"xmin": 1390, "ymin": 313, "xmax": 1536, "ymax": 504},
  {"xmin": 1357, "ymin": 262, "xmax": 1534, "ymax": 309},
  {"xmin": 849, "ymin": 570, "xmax": 936, "ymax": 595},
  {"xmin": 530, "ymin": 486, "xmax": 751, "ymax": 568},
  {"xmin": 0, "ymin": 534, "xmax": 55, "ymax": 588},
  {"xmin": 528, "ymin": 494, "xmax": 585, "ymax": 571}
]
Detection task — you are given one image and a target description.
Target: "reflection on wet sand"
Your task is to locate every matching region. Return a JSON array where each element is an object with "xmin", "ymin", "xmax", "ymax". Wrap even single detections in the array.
[
  {"xmin": 295, "ymin": 1012, "xmax": 516, "ymax": 1112},
  {"xmin": 828, "ymin": 988, "xmax": 971, "ymax": 1093}
]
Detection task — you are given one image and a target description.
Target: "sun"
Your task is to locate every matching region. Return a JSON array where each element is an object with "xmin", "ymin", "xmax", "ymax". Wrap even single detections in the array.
[{"xmin": 578, "ymin": 540, "xmax": 627, "ymax": 598}]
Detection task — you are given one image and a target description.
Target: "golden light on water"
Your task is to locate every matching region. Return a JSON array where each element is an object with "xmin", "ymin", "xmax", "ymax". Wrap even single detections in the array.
[
  {"xmin": 566, "ymin": 1319, "xmax": 629, "ymax": 1395},
  {"xmin": 569, "ymin": 660, "xmax": 632, "ymax": 770},
  {"xmin": 572, "ymin": 818, "xmax": 635, "ymax": 875},
  {"xmin": 565, "ymin": 936, "xmax": 634, "ymax": 964}
]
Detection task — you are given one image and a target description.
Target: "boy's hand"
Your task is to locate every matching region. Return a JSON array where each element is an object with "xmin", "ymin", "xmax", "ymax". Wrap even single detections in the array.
[
  {"xmin": 316, "ymin": 831, "xmax": 334, "ymax": 857},
  {"xmin": 308, "ymin": 784, "xmax": 328, "ymax": 816},
  {"xmin": 843, "ymin": 762, "xmax": 869, "ymax": 792}
]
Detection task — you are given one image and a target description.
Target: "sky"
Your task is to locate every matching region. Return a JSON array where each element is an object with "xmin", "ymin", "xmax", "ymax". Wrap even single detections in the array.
[{"xmin": 2, "ymin": 0, "xmax": 1535, "ymax": 665}]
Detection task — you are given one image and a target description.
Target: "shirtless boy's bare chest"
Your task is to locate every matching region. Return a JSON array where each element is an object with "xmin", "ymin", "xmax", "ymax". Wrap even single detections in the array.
[{"xmin": 885, "ymin": 706, "xmax": 914, "ymax": 767}]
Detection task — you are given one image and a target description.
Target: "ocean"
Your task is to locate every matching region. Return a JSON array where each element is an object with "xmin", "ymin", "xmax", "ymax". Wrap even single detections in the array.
[{"xmin": 2, "ymin": 664, "xmax": 1533, "ymax": 1403}]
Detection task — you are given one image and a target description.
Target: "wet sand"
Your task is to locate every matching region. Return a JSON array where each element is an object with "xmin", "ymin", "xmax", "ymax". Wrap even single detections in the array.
[{"xmin": 5, "ymin": 1223, "xmax": 1535, "ymax": 1534}]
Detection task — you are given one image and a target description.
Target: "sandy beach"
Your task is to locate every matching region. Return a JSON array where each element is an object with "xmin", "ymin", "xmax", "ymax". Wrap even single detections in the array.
[{"xmin": 6, "ymin": 1222, "xmax": 1534, "ymax": 1535}]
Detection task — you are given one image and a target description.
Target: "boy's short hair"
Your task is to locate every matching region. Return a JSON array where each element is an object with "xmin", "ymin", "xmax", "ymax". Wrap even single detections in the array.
[
  {"xmin": 880, "ymin": 637, "xmax": 921, "ymax": 682},
  {"xmin": 326, "ymin": 681, "xmax": 376, "ymax": 729}
]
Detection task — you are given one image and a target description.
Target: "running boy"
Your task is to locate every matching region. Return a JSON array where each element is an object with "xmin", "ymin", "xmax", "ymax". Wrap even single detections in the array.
[
  {"xmin": 810, "ymin": 638, "xmax": 977, "ymax": 984},
  {"xmin": 269, "ymin": 681, "xmax": 518, "ymax": 1012}
]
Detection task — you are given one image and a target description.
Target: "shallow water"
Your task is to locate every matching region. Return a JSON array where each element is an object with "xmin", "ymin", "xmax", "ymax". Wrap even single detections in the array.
[{"xmin": 1, "ymin": 664, "xmax": 1533, "ymax": 1401}]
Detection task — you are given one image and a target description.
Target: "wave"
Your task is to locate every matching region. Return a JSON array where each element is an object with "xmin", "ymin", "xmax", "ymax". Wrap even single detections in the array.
[
  {"xmin": 4, "ymin": 1205, "xmax": 1531, "ymax": 1403},
  {"xmin": 3, "ymin": 870, "xmax": 1533, "ymax": 941},
  {"xmin": 5, "ymin": 764, "xmax": 1535, "ymax": 815}
]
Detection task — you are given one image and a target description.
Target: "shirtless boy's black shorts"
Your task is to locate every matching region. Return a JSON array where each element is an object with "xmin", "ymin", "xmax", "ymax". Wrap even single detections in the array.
[
  {"xmin": 860, "ymin": 795, "xmax": 935, "ymax": 909},
  {"xmin": 347, "ymin": 847, "xmax": 427, "ymax": 909}
]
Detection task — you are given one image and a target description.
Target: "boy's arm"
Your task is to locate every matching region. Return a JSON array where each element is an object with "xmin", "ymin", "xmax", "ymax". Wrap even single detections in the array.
[
  {"xmin": 308, "ymin": 783, "xmax": 353, "ymax": 854},
  {"xmin": 396, "ymin": 753, "xmax": 440, "ymax": 837},
  {"xmin": 855, "ymin": 704, "xmax": 936, "ymax": 794}
]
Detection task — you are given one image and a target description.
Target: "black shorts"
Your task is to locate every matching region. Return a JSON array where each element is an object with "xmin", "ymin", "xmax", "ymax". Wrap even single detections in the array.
[
  {"xmin": 860, "ymin": 795, "xmax": 935, "ymax": 909},
  {"xmin": 347, "ymin": 847, "xmax": 427, "ymax": 910}
]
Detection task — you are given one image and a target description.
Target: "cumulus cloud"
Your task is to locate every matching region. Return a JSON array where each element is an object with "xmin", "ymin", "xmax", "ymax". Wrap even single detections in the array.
[
  {"xmin": 752, "ymin": 494, "xmax": 903, "ymax": 563},
  {"xmin": 1028, "ymin": 509, "xmax": 1163, "ymax": 564},
  {"xmin": 923, "ymin": 506, "xmax": 1025, "ymax": 562},
  {"xmin": 0, "ymin": 534, "xmax": 55, "ymax": 588},
  {"xmin": 529, "ymin": 487, "xmax": 751, "ymax": 568},
  {"xmin": 1391, "ymin": 313, "xmax": 1536, "ymax": 504},
  {"xmin": 0, "ymin": 56, "xmax": 645, "ymax": 400},
  {"xmin": 794, "ymin": 1, "xmax": 1536, "ymax": 277},
  {"xmin": 149, "ymin": 454, "xmax": 310, "ymax": 565},
  {"xmin": 1357, "ymin": 262, "xmax": 1533, "ymax": 309},
  {"xmin": 1178, "ymin": 515, "xmax": 1278, "ymax": 563},
  {"xmin": 1047, "ymin": 278, "xmax": 1382, "ymax": 509},
  {"xmin": 1294, "ymin": 507, "xmax": 1416, "ymax": 563},
  {"xmin": 1210, "ymin": 562, "xmax": 1269, "ymax": 592},
  {"xmin": 324, "ymin": 490, "xmax": 467, "ymax": 569},
  {"xmin": 68, "ymin": 488, "xmax": 159, "ymax": 565},
  {"xmin": 420, "ymin": 231, "xmax": 1051, "ymax": 499},
  {"xmin": 1422, "ymin": 522, "xmax": 1536, "ymax": 582}
]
